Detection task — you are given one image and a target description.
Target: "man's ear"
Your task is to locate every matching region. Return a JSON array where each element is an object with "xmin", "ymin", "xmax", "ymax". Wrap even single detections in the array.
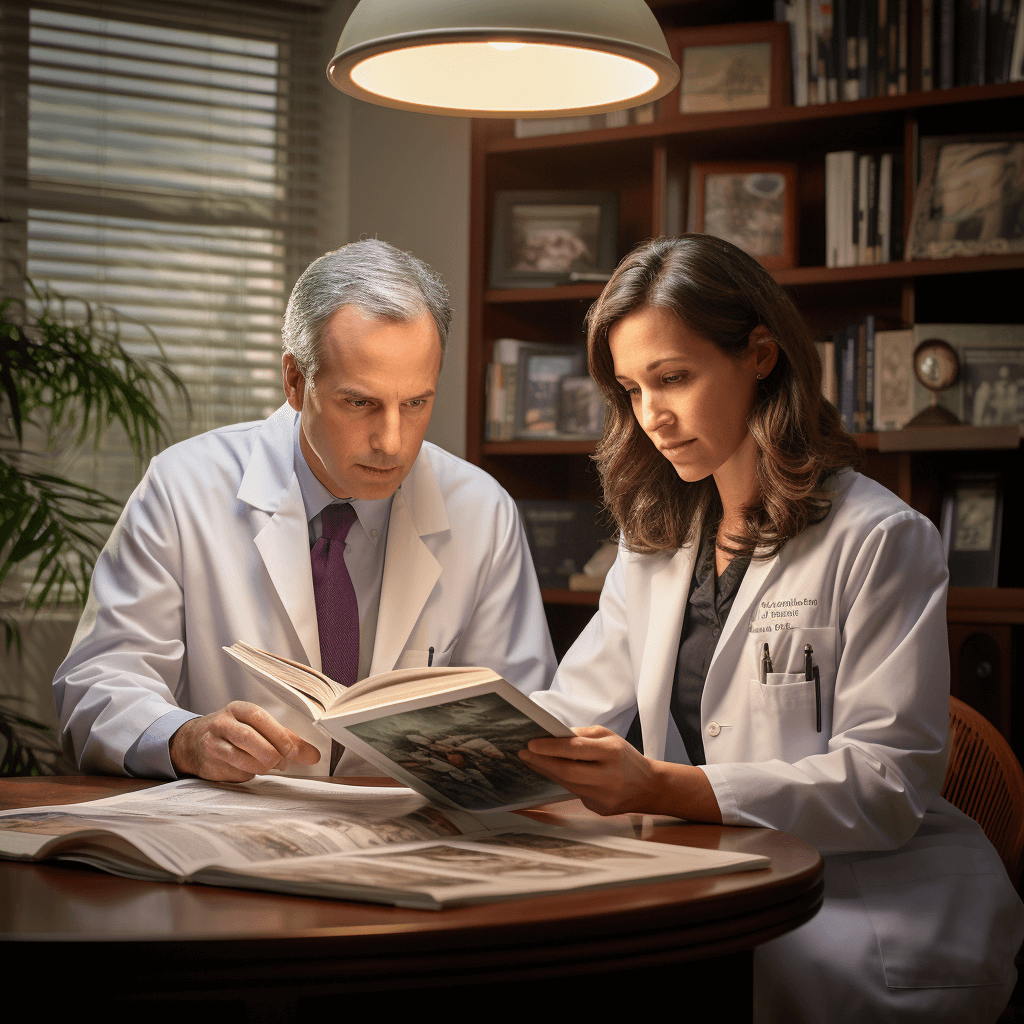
[
  {"xmin": 749, "ymin": 324, "xmax": 779, "ymax": 380},
  {"xmin": 282, "ymin": 352, "xmax": 306, "ymax": 412}
]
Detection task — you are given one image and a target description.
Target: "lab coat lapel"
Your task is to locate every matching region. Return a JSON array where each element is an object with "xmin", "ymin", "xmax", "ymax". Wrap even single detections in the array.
[
  {"xmin": 252, "ymin": 477, "xmax": 320, "ymax": 671},
  {"xmin": 637, "ymin": 544, "xmax": 696, "ymax": 761},
  {"xmin": 369, "ymin": 449, "xmax": 448, "ymax": 674},
  {"xmin": 238, "ymin": 405, "xmax": 322, "ymax": 670}
]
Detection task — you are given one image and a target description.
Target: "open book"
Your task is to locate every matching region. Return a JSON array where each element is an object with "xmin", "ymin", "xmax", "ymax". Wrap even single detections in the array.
[
  {"xmin": 224, "ymin": 641, "xmax": 574, "ymax": 812},
  {"xmin": 0, "ymin": 776, "xmax": 769, "ymax": 910}
]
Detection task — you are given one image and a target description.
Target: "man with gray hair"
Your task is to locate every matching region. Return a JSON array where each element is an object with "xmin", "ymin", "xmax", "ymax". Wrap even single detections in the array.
[{"xmin": 54, "ymin": 239, "xmax": 556, "ymax": 780}]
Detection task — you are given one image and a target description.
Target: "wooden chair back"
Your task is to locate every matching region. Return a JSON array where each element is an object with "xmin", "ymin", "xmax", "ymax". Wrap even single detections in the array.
[{"xmin": 943, "ymin": 695, "xmax": 1024, "ymax": 887}]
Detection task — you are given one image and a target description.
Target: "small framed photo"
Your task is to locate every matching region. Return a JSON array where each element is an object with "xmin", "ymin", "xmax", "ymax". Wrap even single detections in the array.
[
  {"xmin": 666, "ymin": 22, "xmax": 792, "ymax": 115},
  {"xmin": 689, "ymin": 162, "xmax": 798, "ymax": 268},
  {"xmin": 940, "ymin": 473, "xmax": 1004, "ymax": 587},
  {"xmin": 513, "ymin": 345, "xmax": 586, "ymax": 438},
  {"xmin": 490, "ymin": 190, "xmax": 618, "ymax": 289},
  {"xmin": 961, "ymin": 346, "xmax": 1024, "ymax": 426},
  {"xmin": 907, "ymin": 134, "xmax": 1024, "ymax": 260},
  {"xmin": 557, "ymin": 376, "xmax": 605, "ymax": 436}
]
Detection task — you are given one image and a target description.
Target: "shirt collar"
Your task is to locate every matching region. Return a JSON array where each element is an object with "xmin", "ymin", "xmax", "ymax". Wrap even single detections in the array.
[{"xmin": 292, "ymin": 413, "xmax": 392, "ymax": 545}]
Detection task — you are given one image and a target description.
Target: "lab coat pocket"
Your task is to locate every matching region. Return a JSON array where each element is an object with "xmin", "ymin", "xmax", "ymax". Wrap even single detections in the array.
[
  {"xmin": 394, "ymin": 636, "xmax": 460, "ymax": 670},
  {"xmin": 748, "ymin": 675, "xmax": 823, "ymax": 763},
  {"xmin": 852, "ymin": 842, "xmax": 1015, "ymax": 989}
]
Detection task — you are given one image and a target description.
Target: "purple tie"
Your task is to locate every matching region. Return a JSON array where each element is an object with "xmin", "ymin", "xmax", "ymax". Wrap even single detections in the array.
[{"xmin": 310, "ymin": 502, "xmax": 359, "ymax": 773}]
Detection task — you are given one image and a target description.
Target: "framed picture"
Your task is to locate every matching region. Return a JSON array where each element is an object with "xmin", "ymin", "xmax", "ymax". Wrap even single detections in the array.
[
  {"xmin": 961, "ymin": 346, "xmax": 1024, "ymax": 426},
  {"xmin": 940, "ymin": 473, "xmax": 1003, "ymax": 587},
  {"xmin": 513, "ymin": 345, "xmax": 585, "ymax": 438},
  {"xmin": 666, "ymin": 22, "xmax": 791, "ymax": 115},
  {"xmin": 873, "ymin": 329, "xmax": 918, "ymax": 430},
  {"xmin": 689, "ymin": 162, "xmax": 798, "ymax": 268},
  {"xmin": 907, "ymin": 134, "xmax": 1024, "ymax": 260},
  {"xmin": 490, "ymin": 190, "xmax": 618, "ymax": 289},
  {"xmin": 557, "ymin": 375, "xmax": 605, "ymax": 437}
]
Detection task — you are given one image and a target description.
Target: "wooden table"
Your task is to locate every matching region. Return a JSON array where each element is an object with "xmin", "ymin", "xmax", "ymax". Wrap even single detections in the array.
[{"xmin": 0, "ymin": 776, "xmax": 823, "ymax": 1020}]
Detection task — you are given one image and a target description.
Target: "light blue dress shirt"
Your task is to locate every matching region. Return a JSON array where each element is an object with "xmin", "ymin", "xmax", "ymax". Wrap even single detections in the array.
[{"xmin": 124, "ymin": 416, "xmax": 393, "ymax": 777}]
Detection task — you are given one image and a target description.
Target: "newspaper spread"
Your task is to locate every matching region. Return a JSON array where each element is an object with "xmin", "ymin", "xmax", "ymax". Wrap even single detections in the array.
[{"xmin": 0, "ymin": 776, "xmax": 770, "ymax": 909}]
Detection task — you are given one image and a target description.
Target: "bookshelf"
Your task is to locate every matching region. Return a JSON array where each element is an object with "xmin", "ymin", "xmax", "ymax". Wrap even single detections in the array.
[{"xmin": 464, "ymin": 2, "xmax": 1024, "ymax": 742}]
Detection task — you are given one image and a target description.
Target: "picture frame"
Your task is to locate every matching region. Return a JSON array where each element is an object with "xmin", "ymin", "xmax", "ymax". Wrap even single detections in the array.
[
  {"xmin": 513, "ymin": 345, "xmax": 586, "ymax": 438},
  {"xmin": 940, "ymin": 473, "xmax": 1004, "ymax": 588},
  {"xmin": 490, "ymin": 190, "xmax": 618, "ymax": 289},
  {"xmin": 906, "ymin": 134, "xmax": 1024, "ymax": 261},
  {"xmin": 665, "ymin": 22, "xmax": 792, "ymax": 115},
  {"xmin": 960, "ymin": 345, "xmax": 1024, "ymax": 427},
  {"xmin": 557, "ymin": 375, "xmax": 605, "ymax": 437},
  {"xmin": 689, "ymin": 162, "xmax": 798, "ymax": 268}
]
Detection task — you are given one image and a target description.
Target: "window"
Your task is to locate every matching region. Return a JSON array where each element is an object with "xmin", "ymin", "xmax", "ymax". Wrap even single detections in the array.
[{"xmin": 2, "ymin": 0, "xmax": 323, "ymax": 501}]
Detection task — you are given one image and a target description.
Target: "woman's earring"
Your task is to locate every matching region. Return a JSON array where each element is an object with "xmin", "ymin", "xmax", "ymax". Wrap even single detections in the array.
[{"xmin": 756, "ymin": 372, "xmax": 763, "ymax": 379}]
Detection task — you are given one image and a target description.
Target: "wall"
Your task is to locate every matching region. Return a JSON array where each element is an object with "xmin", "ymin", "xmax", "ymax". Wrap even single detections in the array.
[{"xmin": 321, "ymin": 0, "xmax": 472, "ymax": 459}]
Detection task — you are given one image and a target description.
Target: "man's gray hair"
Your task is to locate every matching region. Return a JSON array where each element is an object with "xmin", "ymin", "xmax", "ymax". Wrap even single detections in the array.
[{"xmin": 282, "ymin": 238, "xmax": 451, "ymax": 382}]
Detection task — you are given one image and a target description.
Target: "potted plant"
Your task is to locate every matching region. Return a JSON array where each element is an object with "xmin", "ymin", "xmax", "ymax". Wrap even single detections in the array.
[{"xmin": 0, "ymin": 279, "xmax": 186, "ymax": 774}]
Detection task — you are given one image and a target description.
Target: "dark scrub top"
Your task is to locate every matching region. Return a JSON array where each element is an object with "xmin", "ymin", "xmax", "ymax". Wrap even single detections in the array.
[{"xmin": 626, "ymin": 532, "xmax": 749, "ymax": 765}]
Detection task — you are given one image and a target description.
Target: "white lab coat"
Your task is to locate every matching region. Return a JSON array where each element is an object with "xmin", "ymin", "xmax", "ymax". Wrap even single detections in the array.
[
  {"xmin": 534, "ymin": 469, "xmax": 1024, "ymax": 1023},
  {"xmin": 54, "ymin": 404, "xmax": 556, "ymax": 776}
]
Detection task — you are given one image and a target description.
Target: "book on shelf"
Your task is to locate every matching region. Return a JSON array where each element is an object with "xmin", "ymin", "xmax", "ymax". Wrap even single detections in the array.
[
  {"xmin": 516, "ymin": 499, "xmax": 611, "ymax": 590},
  {"xmin": 485, "ymin": 338, "xmax": 601, "ymax": 442},
  {"xmin": 779, "ymin": 0, "xmax": 1022, "ymax": 101},
  {"xmin": 224, "ymin": 641, "xmax": 574, "ymax": 813},
  {"xmin": 0, "ymin": 775, "xmax": 770, "ymax": 910},
  {"xmin": 825, "ymin": 149, "xmax": 903, "ymax": 268}
]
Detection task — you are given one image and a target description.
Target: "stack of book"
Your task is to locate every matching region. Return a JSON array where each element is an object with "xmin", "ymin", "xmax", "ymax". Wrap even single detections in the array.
[
  {"xmin": 817, "ymin": 315, "xmax": 878, "ymax": 432},
  {"xmin": 776, "ymin": 1, "xmax": 1023, "ymax": 105},
  {"xmin": 825, "ymin": 150, "xmax": 904, "ymax": 267},
  {"xmin": 485, "ymin": 338, "xmax": 602, "ymax": 442}
]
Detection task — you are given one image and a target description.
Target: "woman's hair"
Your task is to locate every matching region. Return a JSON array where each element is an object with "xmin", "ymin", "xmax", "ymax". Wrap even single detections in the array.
[{"xmin": 587, "ymin": 233, "xmax": 861, "ymax": 557}]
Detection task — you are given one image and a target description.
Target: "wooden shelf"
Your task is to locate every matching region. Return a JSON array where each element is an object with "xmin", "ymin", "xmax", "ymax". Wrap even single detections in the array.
[
  {"xmin": 541, "ymin": 588, "xmax": 601, "ymax": 606},
  {"xmin": 483, "ymin": 82, "xmax": 1024, "ymax": 153},
  {"xmin": 484, "ymin": 255, "xmax": 1024, "ymax": 306},
  {"xmin": 483, "ymin": 439, "xmax": 598, "ymax": 455},
  {"xmin": 947, "ymin": 589, "xmax": 1024, "ymax": 625}
]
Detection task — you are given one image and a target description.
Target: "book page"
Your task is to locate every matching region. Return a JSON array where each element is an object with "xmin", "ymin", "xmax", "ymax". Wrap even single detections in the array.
[
  {"xmin": 226, "ymin": 642, "xmax": 339, "ymax": 714},
  {"xmin": 202, "ymin": 824, "xmax": 770, "ymax": 910},
  {"xmin": 0, "ymin": 776, "xmax": 506, "ymax": 877}
]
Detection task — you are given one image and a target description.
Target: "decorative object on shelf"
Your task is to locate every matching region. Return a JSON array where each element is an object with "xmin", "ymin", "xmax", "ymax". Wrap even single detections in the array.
[
  {"xmin": 962, "ymin": 345, "xmax": 1024, "ymax": 427},
  {"xmin": 513, "ymin": 102, "xmax": 657, "ymax": 139},
  {"xmin": 513, "ymin": 344, "xmax": 586, "ymax": 438},
  {"xmin": 907, "ymin": 337, "xmax": 962, "ymax": 426},
  {"xmin": 568, "ymin": 539, "xmax": 618, "ymax": 592},
  {"xmin": 326, "ymin": 0, "xmax": 679, "ymax": 118},
  {"xmin": 873, "ymin": 328, "xmax": 917, "ymax": 430},
  {"xmin": 688, "ymin": 162, "xmax": 798, "ymax": 269},
  {"xmin": 906, "ymin": 134, "xmax": 1024, "ymax": 261},
  {"xmin": 490, "ymin": 190, "xmax": 618, "ymax": 289},
  {"xmin": 940, "ymin": 472, "xmax": 1004, "ymax": 587},
  {"xmin": 666, "ymin": 21, "xmax": 791, "ymax": 114},
  {"xmin": 557, "ymin": 376, "xmax": 605, "ymax": 437},
  {"xmin": 515, "ymin": 500, "xmax": 610, "ymax": 588}
]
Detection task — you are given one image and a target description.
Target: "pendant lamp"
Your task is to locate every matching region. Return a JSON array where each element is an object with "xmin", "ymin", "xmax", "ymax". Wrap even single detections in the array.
[{"xmin": 326, "ymin": 0, "xmax": 679, "ymax": 118}]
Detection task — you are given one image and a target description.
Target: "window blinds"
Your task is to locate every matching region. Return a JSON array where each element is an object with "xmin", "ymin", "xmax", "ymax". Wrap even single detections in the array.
[{"xmin": 2, "ymin": 0, "xmax": 324, "ymax": 500}]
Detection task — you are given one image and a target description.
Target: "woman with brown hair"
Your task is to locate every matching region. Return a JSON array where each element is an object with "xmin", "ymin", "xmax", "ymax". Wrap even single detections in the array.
[{"xmin": 523, "ymin": 234, "xmax": 1023, "ymax": 1022}]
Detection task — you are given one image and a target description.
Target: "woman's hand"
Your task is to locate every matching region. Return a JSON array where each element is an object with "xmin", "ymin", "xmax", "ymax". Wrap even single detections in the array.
[
  {"xmin": 520, "ymin": 726, "xmax": 659, "ymax": 815},
  {"xmin": 520, "ymin": 725, "xmax": 721, "ymax": 822}
]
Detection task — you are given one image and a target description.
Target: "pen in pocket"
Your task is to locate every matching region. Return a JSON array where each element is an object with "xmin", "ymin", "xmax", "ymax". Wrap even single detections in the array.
[
  {"xmin": 804, "ymin": 643, "xmax": 821, "ymax": 733},
  {"xmin": 760, "ymin": 642, "xmax": 772, "ymax": 685}
]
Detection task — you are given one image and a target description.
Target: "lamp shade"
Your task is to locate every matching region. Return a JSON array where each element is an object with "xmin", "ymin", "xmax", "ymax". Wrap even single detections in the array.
[{"xmin": 326, "ymin": 0, "xmax": 679, "ymax": 118}]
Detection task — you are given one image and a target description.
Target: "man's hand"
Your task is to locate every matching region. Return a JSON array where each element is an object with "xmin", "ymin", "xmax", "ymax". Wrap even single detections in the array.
[
  {"xmin": 520, "ymin": 725, "xmax": 722, "ymax": 821},
  {"xmin": 169, "ymin": 701, "xmax": 321, "ymax": 781}
]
